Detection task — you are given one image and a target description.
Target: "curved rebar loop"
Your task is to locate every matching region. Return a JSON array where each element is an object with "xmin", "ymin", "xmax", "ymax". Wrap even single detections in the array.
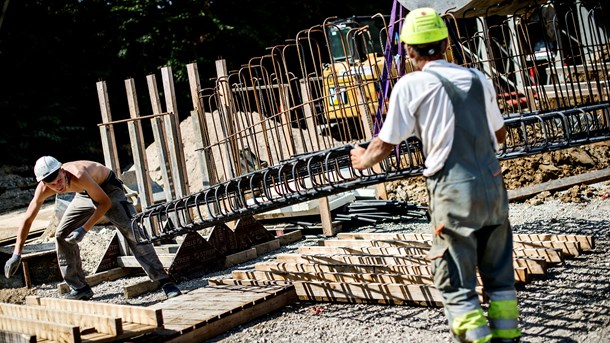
[
  {"xmin": 193, "ymin": 191, "xmax": 207, "ymax": 225},
  {"xmin": 200, "ymin": 187, "xmax": 217, "ymax": 222},
  {"xmin": 131, "ymin": 213, "xmax": 149, "ymax": 243}
]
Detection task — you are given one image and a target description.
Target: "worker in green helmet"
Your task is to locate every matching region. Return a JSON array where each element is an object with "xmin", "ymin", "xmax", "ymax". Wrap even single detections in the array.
[{"xmin": 351, "ymin": 8, "xmax": 521, "ymax": 343}]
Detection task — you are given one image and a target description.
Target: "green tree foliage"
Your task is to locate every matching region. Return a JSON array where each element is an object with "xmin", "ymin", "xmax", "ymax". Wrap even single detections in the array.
[{"xmin": 0, "ymin": 0, "xmax": 386, "ymax": 167}]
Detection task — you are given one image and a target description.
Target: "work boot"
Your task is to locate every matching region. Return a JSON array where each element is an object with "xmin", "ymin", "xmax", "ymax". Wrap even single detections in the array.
[
  {"xmin": 65, "ymin": 285, "xmax": 94, "ymax": 300},
  {"xmin": 161, "ymin": 281, "xmax": 182, "ymax": 298}
]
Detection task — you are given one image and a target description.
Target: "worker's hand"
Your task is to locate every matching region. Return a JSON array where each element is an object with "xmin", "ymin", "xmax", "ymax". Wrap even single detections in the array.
[
  {"xmin": 65, "ymin": 227, "xmax": 88, "ymax": 244},
  {"xmin": 350, "ymin": 145, "xmax": 369, "ymax": 170},
  {"xmin": 4, "ymin": 254, "xmax": 21, "ymax": 278}
]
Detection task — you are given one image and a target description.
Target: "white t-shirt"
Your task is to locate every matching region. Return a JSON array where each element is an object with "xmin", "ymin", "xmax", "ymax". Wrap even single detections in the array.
[{"xmin": 377, "ymin": 60, "xmax": 504, "ymax": 177}]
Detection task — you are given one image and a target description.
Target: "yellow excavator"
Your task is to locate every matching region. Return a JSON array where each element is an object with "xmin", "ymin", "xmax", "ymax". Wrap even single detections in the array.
[{"xmin": 320, "ymin": 16, "xmax": 393, "ymax": 140}]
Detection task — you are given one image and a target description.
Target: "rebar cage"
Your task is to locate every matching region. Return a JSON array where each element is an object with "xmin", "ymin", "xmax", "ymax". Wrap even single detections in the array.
[{"xmin": 133, "ymin": 0, "xmax": 610, "ymax": 243}]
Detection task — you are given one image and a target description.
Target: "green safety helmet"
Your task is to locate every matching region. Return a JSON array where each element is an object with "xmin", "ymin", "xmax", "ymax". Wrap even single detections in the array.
[{"xmin": 400, "ymin": 8, "xmax": 448, "ymax": 45}]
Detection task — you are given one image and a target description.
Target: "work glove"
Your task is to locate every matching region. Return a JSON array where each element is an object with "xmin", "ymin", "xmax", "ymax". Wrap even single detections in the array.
[
  {"xmin": 65, "ymin": 227, "xmax": 88, "ymax": 244},
  {"xmin": 4, "ymin": 254, "xmax": 21, "ymax": 278}
]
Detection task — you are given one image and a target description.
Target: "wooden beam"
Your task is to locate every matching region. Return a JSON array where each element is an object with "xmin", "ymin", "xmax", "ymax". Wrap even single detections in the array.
[
  {"xmin": 337, "ymin": 232, "xmax": 432, "ymax": 242},
  {"xmin": 514, "ymin": 257, "xmax": 547, "ymax": 275},
  {"xmin": 513, "ymin": 240, "xmax": 581, "ymax": 257},
  {"xmin": 25, "ymin": 297, "xmax": 162, "ymax": 327},
  {"xmin": 123, "ymin": 280, "xmax": 161, "ymax": 299},
  {"xmin": 125, "ymin": 77, "xmax": 155, "ymax": 211},
  {"xmin": 252, "ymin": 239, "xmax": 281, "ymax": 256},
  {"xmin": 224, "ymin": 248, "xmax": 257, "ymax": 268},
  {"xmin": 0, "ymin": 302, "xmax": 122, "ymax": 336},
  {"xmin": 118, "ymin": 254, "xmax": 174, "ymax": 269},
  {"xmin": 96, "ymin": 81, "xmax": 121, "ymax": 177},
  {"xmin": 58, "ymin": 268, "xmax": 134, "ymax": 294},
  {"xmin": 212, "ymin": 279, "xmax": 445, "ymax": 306},
  {"xmin": 322, "ymin": 239, "xmax": 431, "ymax": 249},
  {"xmin": 231, "ymin": 270, "xmax": 435, "ymax": 285},
  {"xmin": 275, "ymin": 253, "xmax": 429, "ymax": 266},
  {"xmin": 508, "ymin": 168, "xmax": 610, "ymax": 202},
  {"xmin": 513, "ymin": 233, "xmax": 594, "ymax": 251},
  {"xmin": 276, "ymin": 230, "xmax": 303, "ymax": 246},
  {"xmin": 0, "ymin": 331, "xmax": 35, "ymax": 343},
  {"xmin": 254, "ymin": 261, "xmax": 433, "ymax": 275},
  {"xmin": 161, "ymin": 66, "xmax": 190, "ymax": 198},
  {"xmin": 0, "ymin": 315, "xmax": 79, "ymax": 343},
  {"xmin": 299, "ymin": 245, "xmax": 430, "ymax": 257},
  {"xmin": 146, "ymin": 73, "xmax": 175, "ymax": 202},
  {"xmin": 513, "ymin": 248, "xmax": 564, "ymax": 264}
]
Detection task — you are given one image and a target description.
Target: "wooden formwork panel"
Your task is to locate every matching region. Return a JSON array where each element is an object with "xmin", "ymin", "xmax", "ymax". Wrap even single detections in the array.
[
  {"xmin": 209, "ymin": 232, "xmax": 593, "ymax": 307},
  {"xmin": 147, "ymin": 284, "xmax": 297, "ymax": 342},
  {"xmin": 0, "ymin": 297, "xmax": 163, "ymax": 343}
]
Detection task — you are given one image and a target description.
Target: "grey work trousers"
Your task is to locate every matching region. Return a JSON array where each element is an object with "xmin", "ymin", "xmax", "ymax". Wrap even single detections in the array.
[{"xmin": 55, "ymin": 172, "xmax": 168, "ymax": 290}]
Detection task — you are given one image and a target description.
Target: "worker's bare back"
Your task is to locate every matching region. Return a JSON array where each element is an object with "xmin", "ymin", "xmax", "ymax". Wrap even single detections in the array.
[{"xmin": 56, "ymin": 161, "xmax": 110, "ymax": 194}]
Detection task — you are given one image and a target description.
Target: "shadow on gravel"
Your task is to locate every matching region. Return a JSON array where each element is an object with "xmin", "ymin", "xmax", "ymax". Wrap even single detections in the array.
[{"xmin": 513, "ymin": 218, "xmax": 610, "ymax": 343}]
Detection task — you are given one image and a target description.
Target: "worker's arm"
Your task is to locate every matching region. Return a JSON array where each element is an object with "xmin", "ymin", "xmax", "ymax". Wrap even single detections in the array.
[
  {"xmin": 74, "ymin": 172, "xmax": 111, "ymax": 232},
  {"xmin": 13, "ymin": 183, "xmax": 53, "ymax": 255},
  {"xmin": 350, "ymin": 137, "xmax": 395, "ymax": 170},
  {"xmin": 495, "ymin": 126, "xmax": 507, "ymax": 145}
]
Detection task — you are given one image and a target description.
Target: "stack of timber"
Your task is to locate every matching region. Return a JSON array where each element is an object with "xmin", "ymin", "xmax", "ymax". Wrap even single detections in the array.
[
  {"xmin": 210, "ymin": 232, "xmax": 594, "ymax": 306},
  {"xmin": 0, "ymin": 296, "xmax": 163, "ymax": 342}
]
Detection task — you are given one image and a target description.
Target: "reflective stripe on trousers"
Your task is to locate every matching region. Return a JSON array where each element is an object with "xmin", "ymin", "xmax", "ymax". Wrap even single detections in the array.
[{"xmin": 488, "ymin": 290, "xmax": 521, "ymax": 339}]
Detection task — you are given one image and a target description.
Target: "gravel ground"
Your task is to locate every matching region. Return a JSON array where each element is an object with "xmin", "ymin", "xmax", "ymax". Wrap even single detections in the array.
[{"xmin": 29, "ymin": 183, "xmax": 610, "ymax": 343}]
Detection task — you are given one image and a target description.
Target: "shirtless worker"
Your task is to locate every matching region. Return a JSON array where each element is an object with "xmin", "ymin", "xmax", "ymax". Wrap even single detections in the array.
[{"xmin": 4, "ymin": 156, "xmax": 181, "ymax": 300}]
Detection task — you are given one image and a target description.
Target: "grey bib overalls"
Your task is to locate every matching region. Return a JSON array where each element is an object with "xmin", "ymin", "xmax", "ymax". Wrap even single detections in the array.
[{"xmin": 424, "ymin": 69, "xmax": 519, "ymax": 341}]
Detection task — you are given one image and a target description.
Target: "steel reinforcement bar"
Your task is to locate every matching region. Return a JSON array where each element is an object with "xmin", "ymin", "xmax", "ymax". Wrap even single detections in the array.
[{"xmin": 132, "ymin": 103, "xmax": 610, "ymax": 243}]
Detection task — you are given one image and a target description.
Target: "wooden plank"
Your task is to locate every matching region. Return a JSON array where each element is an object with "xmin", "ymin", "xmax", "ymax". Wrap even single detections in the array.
[
  {"xmin": 337, "ymin": 232, "xmax": 591, "ymax": 252},
  {"xmin": 96, "ymin": 80, "xmax": 121, "ymax": 177},
  {"xmin": 187, "ymin": 62, "xmax": 216, "ymax": 188},
  {"xmin": 25, "ymin": 297, "xmax": 162, "ymax": 327},
  {"xmin": 322, "ymin": 239, "xmax": 431, "ymax": 249},
  {"xmin": 224, "ymin": 248, "xmax": 257, "ymax": 268},
  {"xmin": 514, "ymin": 257, "xmax": 547, "ymax": 275},
  {"xmin": 513, "ymin": 233, "xmax": 594, "ymax": 251},
  {"xmin": 276, "ymin": 230, "xmax": 303, "ymax": 246},
  {"xmin": 513, "ymin": 248, "xmax": 564, "ymax": 264},
  {"xmin": 275, "ymin": 253, "xmax": 430, "ymax": 266},
  {"xmin": 337, "ymin": 232, "xmax": 432, "ymax": 242},
  {"xmin": 514, "ymin": 267, "xmax": 529, "ymax": 284},
  {"xmin": 508, "ymin": 168, "xmax": 610, "ymax": 202},
  {"xmin": 58, "ymin": 268, "xmax": 134, "ymax": 294},
  {"xmin": 252, "ymin": 239, "xmax": 281, "ymax": 256},
  {"xmin": 254, "ymin": 261, "xmax": 433, "ymax": 275},
  {"xmin": 212, "ymin": 279, "xmax": 445, "ymax": 306},
  {"xmin": 147, "ymin": 73, "xmax": 175, "ymax": 203},
  {"xmin": 513, "ymin": 240, "xmax": 581, "ymax": 257},
  {"xmin": 0, "ymin": 302, "xmax": 122, "ymax": 336},
  {"xmin": 125, "ymin": 77, "xmax": 155, "ymax": 211},
  {"xmin": 117, "ymin": 254, "xmax": 174, "ymax": 269},
  {"xmin": 0, "ymin": 315, "xmax": 79, "ymax": 343},
  {"xmin": 123, "ymin": 280, "xmax": 161, "ymax": 299},
  {"xmin": 161, "ymin": 66, "xmax": 190, "ymax": 198},
  {"xmin": 0, "ymin": 331, "xmax": 35, "ymax": 343},
  {"xmin": 231, "ymin": 270, "xmax": 435, "ymax": 285},
  {"xmin": 299, "ymin": 245, "xmax": 430, "ymax": 256}
]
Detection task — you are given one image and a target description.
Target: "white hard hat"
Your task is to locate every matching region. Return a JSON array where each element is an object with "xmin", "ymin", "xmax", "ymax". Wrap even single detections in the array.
[{"xmin": 34, "ymin": 156, "xmax": 62, "ymax": 182}]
